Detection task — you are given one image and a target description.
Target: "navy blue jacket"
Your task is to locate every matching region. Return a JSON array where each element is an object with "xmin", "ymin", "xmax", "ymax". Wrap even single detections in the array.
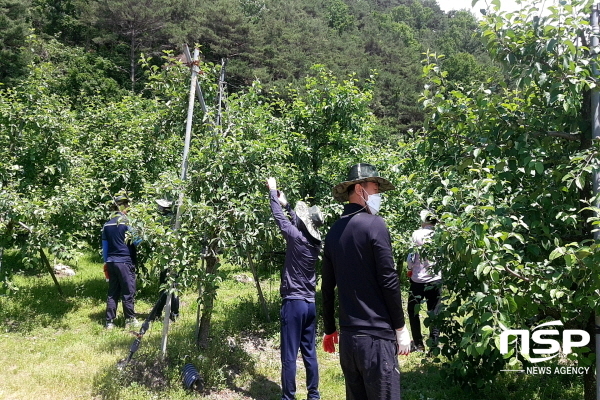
[
  {"xmin": 102, "ymin": 212, "xmax": 137, "ymax": 264},
  {"xmin": 322, "ymin": 203, "xmax": 405, "ymax": 340},
  {"xmin": 269, "ymin": 189, "xmax": 321, "ymax": 302}
]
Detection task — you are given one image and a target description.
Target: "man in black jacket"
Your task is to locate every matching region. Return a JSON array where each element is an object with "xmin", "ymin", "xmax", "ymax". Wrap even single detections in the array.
[{"xmin": 321, "ymin": 163, "xmax": 411, "ymax": 400}]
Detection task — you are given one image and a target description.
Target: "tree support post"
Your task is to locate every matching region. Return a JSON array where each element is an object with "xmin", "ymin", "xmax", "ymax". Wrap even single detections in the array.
[
  {"xmin": 39, "ymin": 248, "xmax": 63, "ymax": 297},
  {"xmin": 195, "ymin": 252, "xmax": 205, "ymax": 347},
  {"xmin": 160, "ymin": 46, "xmax": 200, "ymax": 358},
  {"xmin": 16, "ymin": 221, "xmax": 63, "ymax": 296}
]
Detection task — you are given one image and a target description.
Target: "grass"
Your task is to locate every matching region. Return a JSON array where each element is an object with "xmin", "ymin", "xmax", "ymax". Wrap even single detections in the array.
[{"xmin": 0, "ymin": 250, "xmax": 586, "ymax": 399}]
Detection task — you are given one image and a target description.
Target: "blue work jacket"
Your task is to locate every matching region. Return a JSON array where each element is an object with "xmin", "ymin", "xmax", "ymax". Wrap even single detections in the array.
[{"xmin": 269, "ymin": 189, "xmax": 321, "ymax": 302}]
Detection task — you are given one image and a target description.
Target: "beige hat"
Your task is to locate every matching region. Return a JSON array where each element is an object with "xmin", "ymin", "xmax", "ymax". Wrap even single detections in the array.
[
  {"xmin": 332, "ymin": 163, "xmax": 395, "ymax": 202},
  {"xmin": 295, "ymin": 201, "xmax": 323, "ymax": 241},
  {"xmin": 420, "ymin": 209, "xmax": 438, "ymax": 223}
]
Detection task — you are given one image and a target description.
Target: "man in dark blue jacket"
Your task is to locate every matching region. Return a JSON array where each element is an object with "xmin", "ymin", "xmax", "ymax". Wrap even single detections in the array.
[
  {"xmin": 267, "ymin": 177, "xmax": 323, "ymax": 400},
  {"xmin": 102, "ymin": 194, "xmax": 140, "ymax": 329},
  {"xmin": 321, "ymin": 163, "xmax": 411, "ymax": 400}
]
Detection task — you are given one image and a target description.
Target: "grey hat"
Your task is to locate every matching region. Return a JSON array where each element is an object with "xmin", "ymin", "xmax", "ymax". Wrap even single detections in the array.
[
  {"xmin": 420, "ymin": 209, "xmax": 438, "ymax": 223},
  {"xmin": 332, "ymin": 163, "xmax": 395, "ymax": 202},
  {"xmin": 112, "ymin": 191, "xmax": 129, "ymax": 206},
  {"xmin": 155, "ymin": 199, "xmax": 174, "ymax": 215},
  {"xmin": 155, "ymin": 199, "xmax": 173, "ymax": 208},
  {"xmin": 295, "ymin": 201, "xmax": 323, "ymax": 241}
]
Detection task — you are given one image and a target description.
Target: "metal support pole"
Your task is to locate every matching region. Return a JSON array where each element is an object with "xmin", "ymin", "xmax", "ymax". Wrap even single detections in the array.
[
  {"xmin": 590, "ymin": 5, "xmax": 600, "ymax": 399},
  {"xmin": 183, "ymin": 44, "xmax": 207, "ymax": 114},
  {"xmin": 160, "ymin": 47, "xmax": 200, "ymax": 358}
]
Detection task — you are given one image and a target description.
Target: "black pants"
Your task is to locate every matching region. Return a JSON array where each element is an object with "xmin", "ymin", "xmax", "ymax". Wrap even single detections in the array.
[
  {"xmin": 157, "ymin": 269, "xmax": 180, "ymax": 318},
  {"xmin": 339, "ymin": 332, "xmax": 401, "ymax": 400},
  {"xmin": 106, "ymin": 262, "xmax": 136, "ymax": 322},
  {"xmin": 407, "ymin": 279, "xmax": 442, "ymax": 347}
]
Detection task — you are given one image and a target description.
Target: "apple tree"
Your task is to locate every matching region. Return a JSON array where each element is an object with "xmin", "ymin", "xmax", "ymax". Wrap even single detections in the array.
[{"xmin": 415, "ymin": 0, "xmax": 599, "ymax": 396}]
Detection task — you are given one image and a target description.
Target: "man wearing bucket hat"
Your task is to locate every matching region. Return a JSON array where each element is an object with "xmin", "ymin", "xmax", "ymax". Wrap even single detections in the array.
[
  {"xmin": 267, "ymin": 177, "xmax": 323, "ymax": 400},
  {"xmin": 321, "ymin": 163, "xmax": 411, "ymax": 399},
  {"xmin": 406, "ymin": 209, "xmax": 442, "ymax": 353}
]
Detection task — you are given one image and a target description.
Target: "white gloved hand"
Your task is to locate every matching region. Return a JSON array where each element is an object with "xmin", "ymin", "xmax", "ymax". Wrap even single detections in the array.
[
  {"xmin": 267, "ymin": 177, "xmax": 277, "ymax": 191},
  {"xmin": 278, "ymin": 191, "xmax": 288, "ymax": 207},
  {"xmin": 396, "ymin": 327, "xmax": 411, "ymax": 356}
]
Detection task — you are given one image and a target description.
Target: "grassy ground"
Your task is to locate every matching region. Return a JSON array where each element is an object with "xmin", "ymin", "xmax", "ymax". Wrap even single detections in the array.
[{"xmin": 0, "ymin": 250, "xmax": 586, "ymax": 399}]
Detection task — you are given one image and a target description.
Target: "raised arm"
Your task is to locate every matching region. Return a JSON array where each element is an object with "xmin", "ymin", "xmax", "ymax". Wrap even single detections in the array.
[{"xmin": 267, "ymin": 177, "xmax": 300, "ymax": 241}]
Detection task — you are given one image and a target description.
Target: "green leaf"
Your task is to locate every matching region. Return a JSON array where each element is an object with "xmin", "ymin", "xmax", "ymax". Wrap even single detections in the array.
[
  {"xmin": 564, "ymin": 253, "xmax": 576, "ymax": 267},
  {"xmin": 549, "ymin": 247, "xmax": 565, "ymax": 260},
  {"xmin": 460, "ymin": 335, "xmax": 472, "ymax": 347},
  {"xmin": 506, "ymin": 296, "xmax": 518, "ymax": 313},
  {"xmin": 481, "ymin": 312, "xmax": 493, "ymax": 322},
  {"xmin": 534, "ymin": 162, "xmax": 544, "ymax": 175},
  {"xmin": 490, "ymin": 269, "xmax": 499, "ymax": 282}
]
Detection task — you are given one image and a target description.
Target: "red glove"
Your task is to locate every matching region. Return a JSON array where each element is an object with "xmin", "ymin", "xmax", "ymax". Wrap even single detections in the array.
[
  {"xmin": 103, "ymin": 263, "xmax": 110, "ymax": 282},
  {"xmin": 407, "ymin": 270, "xmax": 413, "ymax": 278},
  {"xmin": 323, "ymin": 331, "xmax": 339, "ymax": 353}
]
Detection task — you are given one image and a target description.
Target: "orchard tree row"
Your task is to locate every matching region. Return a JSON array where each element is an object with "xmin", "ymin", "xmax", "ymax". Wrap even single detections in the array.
[{"xmin": 0, "ymin": 0, "xmax": 598, "ymax": 398}]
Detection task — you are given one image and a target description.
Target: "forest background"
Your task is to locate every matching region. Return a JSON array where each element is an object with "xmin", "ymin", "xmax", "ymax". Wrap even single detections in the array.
[{"xmin": 1, "ymin": 0, "xmax": 599, "ymax": 399}]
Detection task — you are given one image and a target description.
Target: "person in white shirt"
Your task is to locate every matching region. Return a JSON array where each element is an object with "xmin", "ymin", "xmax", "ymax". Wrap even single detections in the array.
[{"xmin": 406, "ymin": 209, "xmax": 442, "ymax": 352}]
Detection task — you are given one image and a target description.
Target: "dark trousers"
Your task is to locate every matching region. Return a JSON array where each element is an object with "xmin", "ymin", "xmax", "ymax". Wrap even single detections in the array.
[
  {"xmin": 280, "ymin": 299, "xmax": 320, "ymax": 400},
  {"xmin": 407, "ymin": 279, "xmax": 442, "ymax": 347},
  {"xmin": 339, "ymin": 333, "xmax": 401, "ymax": 400},
  {"xmin": 157, "ymin": 269, "xmax": 180, "ymax": 318},
  {"xmin": 106, "ymin": 262, "xmax": 136, "ymax": 321}
]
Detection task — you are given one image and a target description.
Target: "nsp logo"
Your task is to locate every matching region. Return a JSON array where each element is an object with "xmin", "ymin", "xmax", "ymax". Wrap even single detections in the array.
[{"xmin": 499, "ymin": 320, "xmax": 590, "ymax": 363}]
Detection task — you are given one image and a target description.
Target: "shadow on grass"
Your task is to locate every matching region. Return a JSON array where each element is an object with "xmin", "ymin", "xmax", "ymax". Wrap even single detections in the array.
[
  {"xmin": 90, "ymin": 280, "xmax": 286, "ymax": 400},
  {"xmin": 0, "ymin": 271, "xmax": 162, "ymax": 334},
  {"xmin": 220, "ymin": 293, "xmax": 280, "ymax": 336},
  {"xmin": 91, "ymin": 318, "xmax": 283, "ymax": 400},
  {"xmin": 89, "ymin": 261, "xmax": 284, "ymax": 399},
  {"xmin": 243, "ymin": 376, "xmax": 281, "ymax": 400},
  {"xmin": 186, "ymin": 294, "xmax": 283, "ymax": 399},
  {"xmin": 0, "ymin": 279, "xmax": 79, "ymax": 332}
]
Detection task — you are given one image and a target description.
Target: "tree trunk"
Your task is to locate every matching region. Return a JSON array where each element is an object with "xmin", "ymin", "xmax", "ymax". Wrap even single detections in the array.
[
  {"xmin": 246, "ymin": 251, "xmax": 270, "ymax": 322},
  {"xmin": 197, "ymin": 253, "xmax": 218, "ymax": 348},
  {"xmin": 130, "ymin": 28, "xmax": 136, "ymax": 92}
]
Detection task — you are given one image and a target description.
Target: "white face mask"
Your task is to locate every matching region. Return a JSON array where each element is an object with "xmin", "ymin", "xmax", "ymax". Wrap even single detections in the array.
[{"xmin": 361, "ymin": 189, "xmax": 381, "ymax": 215}]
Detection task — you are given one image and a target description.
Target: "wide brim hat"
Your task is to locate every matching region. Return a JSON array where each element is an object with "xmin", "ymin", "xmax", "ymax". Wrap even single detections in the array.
[
  {"xmin": 155, "ymin": 198, "xmax": 174, "ymax": 215},
  {"xmin": 155, "ymin": 199, "xmax": 173, "ymax": 208},
  {"xmin": 420, "ymin": 209, "xmax": 438, "ymax": 223},
  {"xmin": 295, "ymin": 201, "xmax": 322, "ymax": 241},
  {"xmin": 114, "ymin": 196, "xmax": 129, "ymax": 206},
  {"xmin": 332, "ymin": 163, "xmax": 395, "ymax": 202}
]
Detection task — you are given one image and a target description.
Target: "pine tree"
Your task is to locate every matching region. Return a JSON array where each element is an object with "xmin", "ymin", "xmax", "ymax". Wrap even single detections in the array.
[{"xmin": 0, "ymin": 0, "xmax": 32, "ymax": 83}]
